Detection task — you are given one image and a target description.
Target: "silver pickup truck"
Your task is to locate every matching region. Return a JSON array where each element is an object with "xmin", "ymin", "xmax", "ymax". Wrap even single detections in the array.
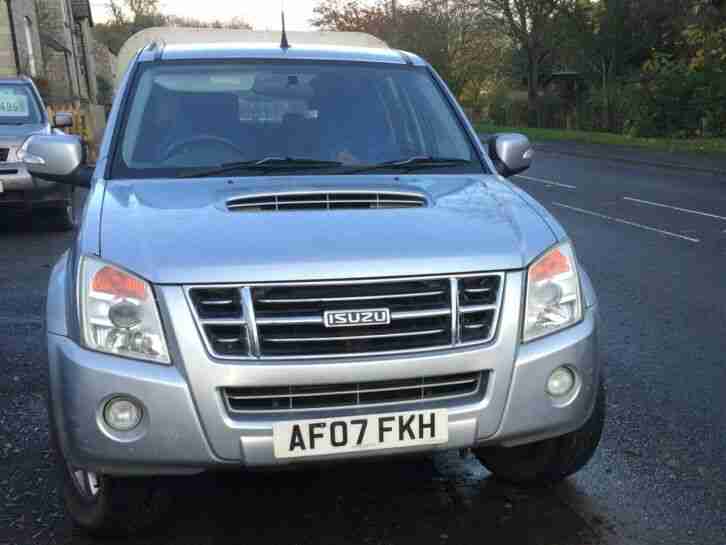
[
  {"xmin": 25, "ymin": 37, "xmax": 603, "ymax": 536},
  {"xmin": 0, "ymin": 76, "xmax": 77, "ymax": 230}
]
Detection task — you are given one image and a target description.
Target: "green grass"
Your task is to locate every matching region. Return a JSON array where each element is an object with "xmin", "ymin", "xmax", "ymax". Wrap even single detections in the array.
[{"xmin": 475, "ymin": 123, "xmax": 726, "ymax": 155}]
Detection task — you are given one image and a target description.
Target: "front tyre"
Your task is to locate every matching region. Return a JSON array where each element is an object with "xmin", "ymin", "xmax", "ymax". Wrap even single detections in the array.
[
  {"xmin": 49, "ymin": 417, "xmax": 169, "ymax": 536},
  {"xmin": 475, "ymin": 380, "xmax": 605, "ymax": 486}
]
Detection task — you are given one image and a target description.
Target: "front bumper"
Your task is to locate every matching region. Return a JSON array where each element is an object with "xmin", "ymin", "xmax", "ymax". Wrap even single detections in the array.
[
  {"xmin": 48, "ymin": 295, "xmax": 600, "ymax": 476},
  {"xmin": 0, "ymin": 163, "xmax": 69, "ymax": 208}
]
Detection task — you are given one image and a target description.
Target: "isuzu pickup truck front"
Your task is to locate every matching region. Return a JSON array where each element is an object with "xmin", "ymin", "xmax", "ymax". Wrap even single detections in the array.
[{"xmin": 28, "ymin": 36, "xmax": 603, "ymax": 536}]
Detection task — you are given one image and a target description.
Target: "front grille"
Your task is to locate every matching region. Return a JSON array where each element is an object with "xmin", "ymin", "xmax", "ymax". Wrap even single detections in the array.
[
  {"xmin": 459, "ymin": 275, "xmax": 501, "ymax": 343},
  {"xmin": 186, "ymin": 273, "xmax": 504, "ymax": 360},
  {"xmin": 188, "ymin": 287, "xmax": 249, "ymax": 357},
  {"xmin": 227, "ymin": 191, "xmax": 427, "ymax": 212},
  {"xmin": 0, "ymin": 148, "xmax": 8, "ymax": 162},
  {"xmin": 253, "ymin": 279, "xmax": 452, "ymax": 357},
  {"xmin": 223, "ymin": 372, "xmax": 486, "ymax": 413}
]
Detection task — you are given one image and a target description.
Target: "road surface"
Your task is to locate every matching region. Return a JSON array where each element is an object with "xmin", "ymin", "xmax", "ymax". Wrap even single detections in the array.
[{"xmin": 1, "ymin": 151, "xmax": 725, "ymax": 544}]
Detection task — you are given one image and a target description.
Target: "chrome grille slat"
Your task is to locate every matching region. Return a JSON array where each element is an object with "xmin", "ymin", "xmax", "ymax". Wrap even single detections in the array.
[
  {"xmin": 265, "ymin": 329, "xmax": 446, "ymax": 343},
  {"xmin": 225, "ymin": 376, "xmax": 479, "ymax": 400},
  {"xmin": 390, "ymin": 308, "xmax": 451, "ymax": 320},
  {"xmin": 256, "ymin": 315, "xmax": 324, "ymax": 325},
  {"xmin": 216, "ymin": 336, "xmax": 244, "ymax": 343},
  {"xmin": 257, "ymin": 290, "xmax": 444, "ymax": 304},
  {"xmin": 198, "ymin": 318, "xmax": 247, "ymax": 326},
  {"xmin": 255, "ymin": 308, "xmax": 450, "ymax": 326},
  {"xmin": 186, "ymin": 273, "xmax": 504, "ymax": 360},
  {"xmin": 200, "ymin": 299, "xmax": 236, "ymax": 305},
  {"xmin": 223, "ymin": 372, "xmax": 487, "ymax": 413},
  {"xmin": 460, "ymin": 304, "xmax": 497, "ymax": 313}
]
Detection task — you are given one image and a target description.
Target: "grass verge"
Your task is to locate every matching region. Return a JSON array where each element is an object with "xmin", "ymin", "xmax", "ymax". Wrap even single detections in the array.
[{"xmin": 475, "ymin": 123, "xmax": 726, "ymax": 155}]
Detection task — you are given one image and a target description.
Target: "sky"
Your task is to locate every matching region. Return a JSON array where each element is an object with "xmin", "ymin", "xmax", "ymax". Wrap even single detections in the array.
[{"xmin": 90, "ymin": 1, "xmax": 335, "ymax": 30}]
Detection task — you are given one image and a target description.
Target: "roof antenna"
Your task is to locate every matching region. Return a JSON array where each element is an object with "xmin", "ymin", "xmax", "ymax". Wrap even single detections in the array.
[{"xmin": 280, "ymin": 10, "xmax": 290, "ymax": 50}]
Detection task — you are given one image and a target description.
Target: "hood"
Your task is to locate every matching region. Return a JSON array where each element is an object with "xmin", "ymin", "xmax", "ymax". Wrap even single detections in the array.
[
  {"xmin": 0, "ymin": 123, "xmax": 50, "ymax": 148},
  {"xmin": 99, "ymin": 175, "xmax": 556, "ymax": 284}
]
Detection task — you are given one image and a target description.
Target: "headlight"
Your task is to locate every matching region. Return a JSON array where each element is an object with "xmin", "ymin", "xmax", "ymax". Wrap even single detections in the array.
[
  {"xmin": 79, "ymin": 257, "xmax": 170, "ymax": 364},
  {"xmin": 523, "ymin": 242, "xmax": 582, "ymax": 342}
]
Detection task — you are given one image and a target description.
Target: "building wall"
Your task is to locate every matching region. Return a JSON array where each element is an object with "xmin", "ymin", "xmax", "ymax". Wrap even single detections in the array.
[
  {"xmin": 0, "ymin": 0, "xmax": 45, "ymax": 79},
  {"xmin": 0, "ymin": 3, "xmax": 16, "ymax": 77},
  {"xmin": 72, "ymin": 16, "xmax": 94, "ymax": 101},
  {"xmin": 37, "ymin": 0, "xmax": 82, "ymax": 100},
  {"xmin": 93, "ymin": 41, "xmax": 116, "ymax": 106}
]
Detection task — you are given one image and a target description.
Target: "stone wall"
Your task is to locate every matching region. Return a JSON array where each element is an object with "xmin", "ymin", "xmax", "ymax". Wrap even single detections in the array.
[
  {"xmin": 0, "ymin": 0, "xmax": 45, "ymax": 79},
  {"xmin": 37, "ymin": 0, "xmax": 82, "ymax": 100},
  {"xmin": 0, "ymin": 3, "xmax": 16, "ymax": 77},
  {"xmin": 75, "ymin": 17, "xmax": 95, "ymax": 101},
  {"xmin": 93, "ymin": 40, "xmax": 116, "ymax": 106}
]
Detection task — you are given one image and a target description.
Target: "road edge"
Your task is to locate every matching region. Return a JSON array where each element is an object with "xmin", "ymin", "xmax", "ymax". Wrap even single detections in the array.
[{"xmin": 534, "ymin": 144, "xmax": 726, "ymax": 176}]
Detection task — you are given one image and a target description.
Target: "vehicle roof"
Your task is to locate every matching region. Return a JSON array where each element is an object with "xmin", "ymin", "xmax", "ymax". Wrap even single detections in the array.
[
  {"xmin": 117, "ymin": 29, "xmax": 427, "ymax": 88},
  {"xmin": 138, "ymin": 42, "xmax": 426, "ymax": 67},
  {"xmin": 0, "ymin": 76, "xmax": 33, "ymax": 85}
]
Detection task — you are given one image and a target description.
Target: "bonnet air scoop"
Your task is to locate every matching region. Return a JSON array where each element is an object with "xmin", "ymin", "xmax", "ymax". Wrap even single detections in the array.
[{"xmin": 226, "ymin": 191, "xmax": 429, "ymax": 212}]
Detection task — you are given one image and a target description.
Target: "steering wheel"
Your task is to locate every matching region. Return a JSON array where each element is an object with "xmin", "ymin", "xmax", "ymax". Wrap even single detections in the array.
[{"xmin": 162, "ymin": 134, "xmax": 246, "ymax": 161}]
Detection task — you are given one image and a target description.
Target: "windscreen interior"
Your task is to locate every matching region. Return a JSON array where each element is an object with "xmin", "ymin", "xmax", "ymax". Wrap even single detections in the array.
[{"xmin": 116, "ymin": 61, "xmax": 478, "ymax": 175}]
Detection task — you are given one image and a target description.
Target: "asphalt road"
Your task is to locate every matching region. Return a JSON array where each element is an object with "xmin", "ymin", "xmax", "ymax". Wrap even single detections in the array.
[{"xmin": 1, "ymin": 152, "xmax": 725, "ymax": 545}]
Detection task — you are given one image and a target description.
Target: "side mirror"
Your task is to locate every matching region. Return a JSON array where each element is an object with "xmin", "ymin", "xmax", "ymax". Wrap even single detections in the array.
[
  {"xmin": 19, "ymin": 134, "xmax": 91, "ymax": 188},
  {"xmin": 53, "ymin": 112, "xmax": 74, "ymax": 129},
  {"xmin": 488, "ymin": 133, "xmax": 534, "ymax": 177}
]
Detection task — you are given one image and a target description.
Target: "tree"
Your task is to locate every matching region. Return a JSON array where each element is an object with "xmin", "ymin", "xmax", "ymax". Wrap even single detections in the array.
[
  {"xmin": 94, "ymin": 0, "xmax": 251, "ymax": 54},
  {"xmin": 94, "ymin": 0, "xmax": 165, "ymax": 53},
  {"xmin": 476, "ymin": 0, "xmax": 575, "ymax": 126},
  {"xmin": 313, "ymin": 0, "xmax": 508, "ymax": 98},
  {"xmin": 164, "ymin": 15, "xmax": 251, "ymax": 30}
]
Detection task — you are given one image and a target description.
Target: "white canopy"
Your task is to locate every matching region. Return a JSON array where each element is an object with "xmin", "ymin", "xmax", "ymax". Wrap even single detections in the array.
[{"xmin": 116, "ymin": 28, "xmax": 389, "ymax": 89}]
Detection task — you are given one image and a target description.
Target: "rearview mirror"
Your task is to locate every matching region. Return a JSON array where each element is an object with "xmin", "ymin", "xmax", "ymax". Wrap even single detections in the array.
[
  {"xmin": 19, "ymin": 134, "xmax": 91, "ymax": 188},
  {"xmin": 53, "ymin": 112, "xmax": 74, "ymax": 128},
  {"xmin": 488, "ymin": 133, "xmax": 534, "ymax": 177}
]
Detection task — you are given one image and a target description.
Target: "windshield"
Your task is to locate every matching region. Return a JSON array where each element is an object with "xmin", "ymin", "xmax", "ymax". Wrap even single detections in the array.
[
  {"xmin": 111, "ymin": 61, "xmax": 484, "ymax": 178},
  {"xmin": 0, "ymin": 84, "xmax": 43, "ymax": 125}
]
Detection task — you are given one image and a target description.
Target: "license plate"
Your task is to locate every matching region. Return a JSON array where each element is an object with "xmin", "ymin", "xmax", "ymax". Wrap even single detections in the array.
[{"xmin": 273, "ymin": 409, "xmax": 448, "ymax": 459}]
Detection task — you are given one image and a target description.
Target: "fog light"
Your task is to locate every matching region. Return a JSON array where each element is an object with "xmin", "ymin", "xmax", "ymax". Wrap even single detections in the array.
[
  {"xmin": 103, "ymin": 397, "xmax": 142, "ymax": 431},
  {"xmin": 547, "ymin": 367, "xmax": 575, "ymax": 397}
]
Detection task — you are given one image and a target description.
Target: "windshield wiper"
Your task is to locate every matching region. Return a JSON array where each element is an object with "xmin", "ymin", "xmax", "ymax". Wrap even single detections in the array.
[
  {"xmin": 180, "ymin": 157, "xmax": 343, "ymax": 178},
  {"xmin": 342, "ymin": 156, "xmax": 474, "ymax": 174}
]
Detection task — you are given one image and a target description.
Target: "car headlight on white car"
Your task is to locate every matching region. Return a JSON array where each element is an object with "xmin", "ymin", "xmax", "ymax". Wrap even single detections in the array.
[
  {"xmin": 79, "ymin": 257, "xmax": 170, "ymax": 364},
  {"xmin": 523, "ymin": 242, "xmax": 582, "ymax": 342}
]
